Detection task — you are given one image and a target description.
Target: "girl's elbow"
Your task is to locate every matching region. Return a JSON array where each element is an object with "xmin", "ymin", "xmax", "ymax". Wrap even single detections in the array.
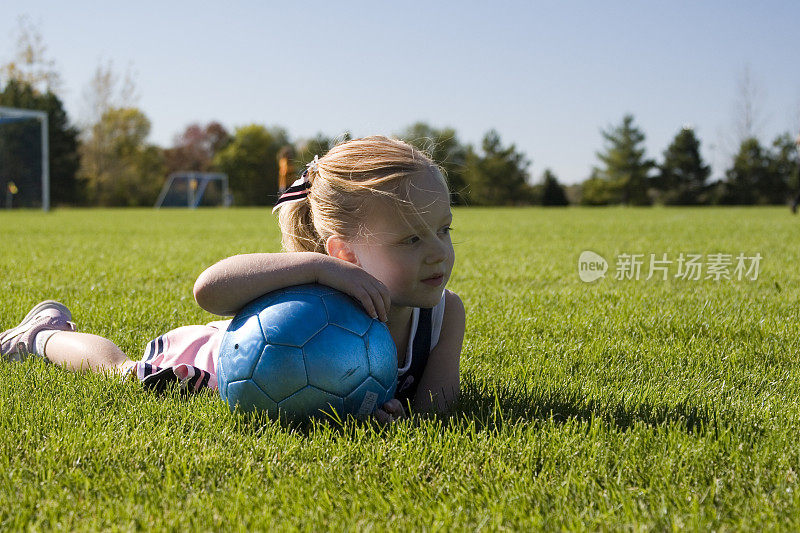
[{"xmin": 193, "ymin": 271, "xmax": 218, "ymax": 313}]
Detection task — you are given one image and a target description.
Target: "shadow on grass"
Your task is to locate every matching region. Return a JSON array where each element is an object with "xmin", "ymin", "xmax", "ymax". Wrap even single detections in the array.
[
  {"xmin": 138, "ymin": 369, "xmax": 728, "ymax": 437},
  {"xmin": 447, "ymin": 374, "xmax": 727, "ymax": 435}
]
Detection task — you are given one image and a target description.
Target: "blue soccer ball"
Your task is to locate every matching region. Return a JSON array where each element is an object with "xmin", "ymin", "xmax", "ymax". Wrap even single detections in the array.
[{"xmin": 217, "ymin": 284, "xmax": 397, "ymax": 420}]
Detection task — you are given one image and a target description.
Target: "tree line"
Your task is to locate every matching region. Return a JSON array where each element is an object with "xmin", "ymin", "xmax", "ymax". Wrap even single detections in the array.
[
  {"xmin": 0, "ymin": 70, "xmax": 543, "ymax": 208},
  {"xmin": 3, "ymin": 77, "xmax": 799, "ymax": 208},
  {"xmin": 1, "ymin": 20, "xmax": 798, "ymax": 208},
  {"xmin": 580, "ymin": 114, "xmax": 799, "ymax": 206}
]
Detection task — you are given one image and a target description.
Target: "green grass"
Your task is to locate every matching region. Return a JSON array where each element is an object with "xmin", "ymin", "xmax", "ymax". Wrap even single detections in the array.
[{"xmin": 2, "ymin": 206, "xmax": 800, "ymax": 530}]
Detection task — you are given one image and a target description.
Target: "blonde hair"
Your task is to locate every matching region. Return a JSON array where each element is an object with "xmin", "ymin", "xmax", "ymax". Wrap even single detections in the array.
[{"xmin": 278, "ymin": 136, "xmax": 448, "ymax": 253}]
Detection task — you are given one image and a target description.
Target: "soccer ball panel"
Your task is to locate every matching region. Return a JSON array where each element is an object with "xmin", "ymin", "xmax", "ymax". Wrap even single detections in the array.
[
  {"xmin": 258, "ymin": 297, "xmax": 327, "ymax": 347},
  {"xmin": 303, "ymin": 325, "xmax": 369, "ymax": 397},
  {"xmin": 343, "ymin": 377, "xmax": 393, "ymax": 417},
  {"xmin": 278, "ymin": 386, "xmax": 345, "ymax": 420},
  {"xmin": 252, "ymin": 345, "xmax": 307, "ymax": 402},
  {"xmin": 322, "ymin": 292, "xmax": 373, "ymax": 336},
  {"xmin": 365, "ymin": 321, "xmax": 398, "ymax": 390},
  {"xmin": 218, "ymin": 314, "xmax": 265, "ymax": 381},
  {"xmin": 238, "ymin": 292, "xmax": 282, "ymax": 316},
  {"xmin": 225, "ymin": 380, "xmax": 278, "ymax": 415}
]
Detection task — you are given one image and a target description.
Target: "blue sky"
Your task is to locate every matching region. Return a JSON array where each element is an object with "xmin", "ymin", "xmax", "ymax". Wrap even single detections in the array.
[{"xmin": 3, "ymin": 1, "xmax": 799, "ymax": 184}]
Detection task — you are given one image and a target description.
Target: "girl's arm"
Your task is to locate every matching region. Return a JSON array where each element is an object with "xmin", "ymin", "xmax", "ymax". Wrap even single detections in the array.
[
  {"xmin": 193, "ymin": 252, "xmax": 391, "ymax": 319},
  {"xmin": 412, "ymin": 289, "xmax": 466, "ymax": 414}
]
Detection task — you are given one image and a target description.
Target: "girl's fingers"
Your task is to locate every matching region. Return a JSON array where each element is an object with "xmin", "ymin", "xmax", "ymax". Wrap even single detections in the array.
[
  {"xmin": 354, "ymin": 287, "xmax": 378, "ymax": 319},
  {"xmin": 337, "ymin": 269, "xmax": 390, "ymax": 322},
  {"xmin": 382, "ymin": 399, "xmax": 404, "ymax": 417},
  {"xmin": 373, "ymin": 287, "xmax": 388, "ymax": 322},
  {"xmin": 358, "ymin": 281, "xmax": 388, "ymax": 322},
  {"xmin": 365, "ymin": 279, "xmax": 389, "ymax": 323},
  {"xmin": 373, "ymin": 408, "xmax": 392, "ymax": 425}
]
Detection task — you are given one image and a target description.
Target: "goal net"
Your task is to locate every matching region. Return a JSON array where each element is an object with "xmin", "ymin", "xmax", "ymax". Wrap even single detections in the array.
[
  {"xmin": 0, "ymin": 106, "xmax": 49, "ymax": 210},
  {"xmin": 154, "ymin": 172, "xmax": 231, "ymax": 208}
]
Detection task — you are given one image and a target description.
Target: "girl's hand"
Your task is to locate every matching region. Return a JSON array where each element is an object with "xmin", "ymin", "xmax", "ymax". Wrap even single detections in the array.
[
  {"xmin": 372, "ymin": 399, "xmax": 405, "ymax": 425},
  {"xmin": 315, "ymin": 256, "xmax": 391, "ymax": 322}
]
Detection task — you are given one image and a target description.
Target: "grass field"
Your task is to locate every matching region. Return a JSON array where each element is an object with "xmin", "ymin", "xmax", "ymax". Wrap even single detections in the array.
[{"xmin": 2, "ymin": 206, "xmax": 800, "ymax": 530}]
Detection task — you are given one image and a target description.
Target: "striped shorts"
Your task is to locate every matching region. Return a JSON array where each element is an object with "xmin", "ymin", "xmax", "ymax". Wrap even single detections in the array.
[{"xmin": 129, "ymin": 320, "xmax": 231, "ymax": 393}]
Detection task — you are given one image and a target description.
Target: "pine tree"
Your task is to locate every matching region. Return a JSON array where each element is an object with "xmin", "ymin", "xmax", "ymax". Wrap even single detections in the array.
[
  {"xmin": 770, "ymin": 133, "xmax": 799, "ymax": 196},
  {"xmin": 656, "ymin": 127, "xmax": 711, "ymax": 205},
  {"xmin": 595, "ymin": 114, "xmax": 654, "ymax": 205},
  {"xmin": 723, "ymin": 138, "xmax": 763, "ymax": 204},
  {"xmin": 464, "ymin": 130, "xmax": 532, "ymax": 206},
  {"xmin": 540, "ymin": 169, "xmax": 569, "ymax": 206},
  {"xmin": 722, "ymin": 137, "xmax": 791, "ymax": 205}
]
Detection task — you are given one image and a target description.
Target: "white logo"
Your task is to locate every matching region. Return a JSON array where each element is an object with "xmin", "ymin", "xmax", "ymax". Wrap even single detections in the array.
[{"xmin": 578, "ymin": 251, "xmax": 608, "ymax": 283}]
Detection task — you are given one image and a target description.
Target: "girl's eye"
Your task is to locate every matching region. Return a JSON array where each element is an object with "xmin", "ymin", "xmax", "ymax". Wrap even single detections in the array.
[{"xmin": 402, "ymin": 226, "xmax": 451, "ymax": 245}]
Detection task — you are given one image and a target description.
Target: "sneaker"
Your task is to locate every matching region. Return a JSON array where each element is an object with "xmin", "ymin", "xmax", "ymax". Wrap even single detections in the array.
[{"xmin": 0, "ymin": 300, "xmax": 77, "ymax": 361}]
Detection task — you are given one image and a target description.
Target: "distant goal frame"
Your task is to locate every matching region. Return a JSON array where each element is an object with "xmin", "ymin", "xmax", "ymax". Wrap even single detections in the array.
[
  {"xmin": 0, "ymin": 106, "xmax": 49, "ymax": 211},
  {"xmin": 154, "ymin": 171, "xmax": 232, "ymax": 209}
]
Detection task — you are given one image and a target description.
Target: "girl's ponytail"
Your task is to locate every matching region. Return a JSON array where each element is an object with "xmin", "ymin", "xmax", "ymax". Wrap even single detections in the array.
[{"xmin": 278, "ymin": 195, "xmax": 325, "ymax": 253}]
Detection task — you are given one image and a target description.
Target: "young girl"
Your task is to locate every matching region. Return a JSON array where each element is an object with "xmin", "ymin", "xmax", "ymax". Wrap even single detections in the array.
[{"xmin": 1, "ymin": 136, "xmax": 466, "ymax": 423}]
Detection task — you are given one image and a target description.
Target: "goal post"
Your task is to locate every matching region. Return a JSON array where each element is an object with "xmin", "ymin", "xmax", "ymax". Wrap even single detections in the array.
[
  {"xmin": 154, "ymin": 172, "xmax": 232, "ymax": 208},
  {"xmin": 0, "ymin": 106, "xmax": 49, "ymax": 211}
]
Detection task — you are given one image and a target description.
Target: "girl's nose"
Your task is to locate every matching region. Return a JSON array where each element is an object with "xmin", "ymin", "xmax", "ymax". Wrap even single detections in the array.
[{"xmin": 425, "ymin": 237, "xmax": 450, "ymax": 264}]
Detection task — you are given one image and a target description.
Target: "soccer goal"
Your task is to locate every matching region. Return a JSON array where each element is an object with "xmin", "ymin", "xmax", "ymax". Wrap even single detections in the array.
[
  {"xmin": 154, "ymin": 172, "xmax": 232, "ymax": 208},
  {"xmin": 0, "ymin": 106, "xmax": 49, "ymax": 210}
]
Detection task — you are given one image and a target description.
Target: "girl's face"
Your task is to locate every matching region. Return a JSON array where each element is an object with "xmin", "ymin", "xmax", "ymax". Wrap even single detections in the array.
[{"xmin": 351, "ymin": 170, "xmax": 455, "ymax": 309}]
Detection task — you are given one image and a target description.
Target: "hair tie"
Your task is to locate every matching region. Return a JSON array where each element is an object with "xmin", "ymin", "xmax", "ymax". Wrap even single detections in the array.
[
  {"xmin": 272, "ymin": 170, "xmax": 311, "ymax": 213},
  {"xmin": 306, "ymin": 154, "xmax": 320, "ymax": 174}
]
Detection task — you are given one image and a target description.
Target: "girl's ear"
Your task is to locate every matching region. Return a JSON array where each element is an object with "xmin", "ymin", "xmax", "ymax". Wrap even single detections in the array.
[{"xmin": 325, "ymin": 235, "xmax": 360, "ymax": 266}]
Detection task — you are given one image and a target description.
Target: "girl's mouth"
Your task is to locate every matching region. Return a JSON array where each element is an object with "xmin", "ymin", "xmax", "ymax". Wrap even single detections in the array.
[{"xmin": 421, "ymin": 274, "xmax": 444, "ymax": 287}]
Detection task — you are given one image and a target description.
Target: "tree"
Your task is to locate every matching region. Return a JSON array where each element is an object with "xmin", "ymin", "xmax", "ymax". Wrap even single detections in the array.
[
  {"xmin": 715, "ymin": 65, "xmax": 768, "ymax": 171},
  {"xmin": 594, "ymin": 114, "xmax": 654, "ymax": 205},
  {"xmin": 164, "ymin": 122, "xmax": 231, "ymax": 175},
  {"xmin": 732, "ymin": 64, "xmax": 765, "ymax": 146},
  {"xmin": 399, "ymin": 122, "xmax": 468, "ymax": 205},
  {"xmin": 654, "ymin": 127, "xmax": 711, "ymax": 205},
  {"xmin": 0, "ymin": 80, "xmax": 80, "ymax": 205},
  {"xmin": 0, "ymin": 19, "xmax": 78, "ymax": 206},
  {"xmin": 78, "ymin": 107, "xmax": 164, "ymax": 206},
  {"xmin": 213, "ymin": 124, "xmax": 290, "ymax": 205},
  {"xmin": 0, "ymin": 16, "xmax": 62, "ymax": 94},
  {"xmin": 463, "ymin": 130, "xmax": 533, "ymax": 206},
  {"xmin": 579, "ymin": 168, "xmax": 616, "ymax": 205},
  {"xmin": 80, "ymin": 59, "xmax": 138, "ymax": 128},
  {"xmin": 295, "ymin": 133, "xmax": 334, "ymax": 169},
  {"xmin": 722, "ymin": 137, "xmax": 789, "ymax": 205},
  {"xmin": 294, "ymin": 131, "xmax": 353, "ymax": 171},
  {"xmin": 722, "ymin": 138, "xmax": 764, "ymax": 204},
  {"xmin": 771, "ymin": 133, "xmax": 800, "ymax": 194},
  {"xmin": 540, "ymin": 169, "xmax": 569, "ymax": 206},
  {"xmin": 76, "ymin": 61, "xmax": 157, "ymax": 206}
]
